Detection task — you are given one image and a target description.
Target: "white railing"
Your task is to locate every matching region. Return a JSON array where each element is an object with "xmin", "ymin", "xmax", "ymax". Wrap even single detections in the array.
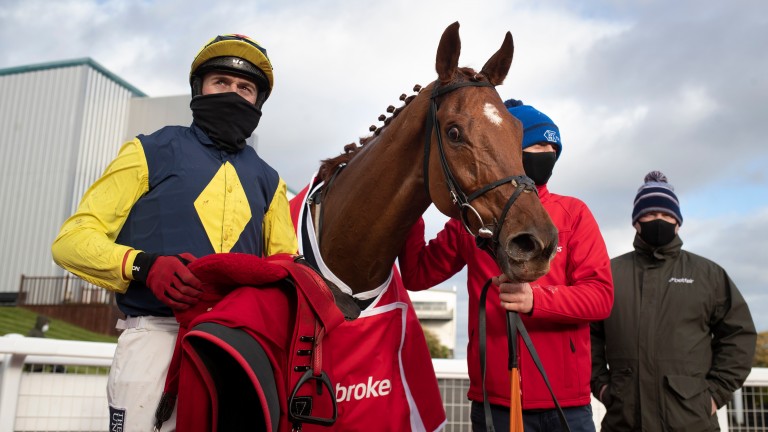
[
  {"xmin": 0, "ymin": 334, "xmax": 115, "ymax": 432},
  {"xmin": 1, "ymin": 334, "xmax": 766, "ymax": 432}
]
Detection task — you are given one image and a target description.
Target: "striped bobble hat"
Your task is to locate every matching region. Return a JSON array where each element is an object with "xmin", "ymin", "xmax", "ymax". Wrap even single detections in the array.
[{"xmin": 632, "ymin": 171, "xmax": 683, "ymax": 226}]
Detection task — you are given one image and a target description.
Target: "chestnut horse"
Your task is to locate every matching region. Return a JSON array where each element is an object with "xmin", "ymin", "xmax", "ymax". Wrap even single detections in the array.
[
  {"xmin": 286, "ymin": 21, "xmax": 558, "ymax": 429},
  {"xmin": 168, "ymin": 22, "xmax": 559, "ymax": 432},
  {"xmin": 303, "ymin": 22, "xmax": 557, "ymax": 295}
]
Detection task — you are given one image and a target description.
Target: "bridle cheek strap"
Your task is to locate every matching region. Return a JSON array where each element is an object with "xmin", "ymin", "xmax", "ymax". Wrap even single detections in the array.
[{"xmin": 424, "ymin": 81, "xmax": 494, "ymax": 201}]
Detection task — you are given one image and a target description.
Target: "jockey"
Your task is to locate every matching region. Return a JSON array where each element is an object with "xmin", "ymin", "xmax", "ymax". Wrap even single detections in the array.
[{"xmin": 52, "ymin": 33, "xmax": 297, "ymax": 431}]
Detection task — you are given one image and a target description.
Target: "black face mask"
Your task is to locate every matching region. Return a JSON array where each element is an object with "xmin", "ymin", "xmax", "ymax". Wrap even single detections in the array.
[
  {"xmin": 191, "ymin": 92, "xmax": 262, "ymax": 153},
  {"xmin": 638, "ymin": 219, "xmax": 677, "ymax": 247},
  {"xmin": 522, "ymin": 152, "xmax": 557, "ymax": 185}
]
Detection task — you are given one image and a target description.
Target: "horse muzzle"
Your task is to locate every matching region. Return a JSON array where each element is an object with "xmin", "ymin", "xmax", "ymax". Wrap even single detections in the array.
[{"xmin": 497, "ymin": 225, "xmax": 558, "ymax": 283}]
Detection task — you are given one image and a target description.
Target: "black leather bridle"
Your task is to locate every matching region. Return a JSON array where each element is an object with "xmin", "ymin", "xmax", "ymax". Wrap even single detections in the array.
[
  {"xmin": 422, "ymin": 79, "xmax": 537, "ymax": 256},
  {"xmin": 425, "ymin": 79, "xmax": 569, "ymax": 431}
]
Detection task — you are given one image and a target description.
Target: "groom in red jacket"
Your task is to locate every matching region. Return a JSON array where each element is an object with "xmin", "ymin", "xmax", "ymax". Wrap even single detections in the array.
[{"xmin": 399, "ymin": 100, "xmax": 613, "ymax": 432}]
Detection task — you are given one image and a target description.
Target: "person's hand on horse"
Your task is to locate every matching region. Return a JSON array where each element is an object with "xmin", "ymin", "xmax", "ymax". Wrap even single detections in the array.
[
  {"xmin": 135, "ymin": 253, "xmax": 204, "ymax": 310},
  {"xmin": 493, "ymin": 274, "xmax": 533, "ymax": 314}
]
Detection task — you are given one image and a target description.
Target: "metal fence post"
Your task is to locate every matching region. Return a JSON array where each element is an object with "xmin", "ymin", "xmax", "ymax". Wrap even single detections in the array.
[
  {"xmin": 732, "ymin": 388, "xmax": 744, "ymax": 426},
  {"xmin": 0, "ymin": 335, "xmax": 26, "ymax": 432}
]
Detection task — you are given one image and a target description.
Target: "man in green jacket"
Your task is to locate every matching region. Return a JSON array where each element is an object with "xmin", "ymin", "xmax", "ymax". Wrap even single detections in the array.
[{"xmin": 591, "ymin": 170, "xmax": 756, "ymax": 431}]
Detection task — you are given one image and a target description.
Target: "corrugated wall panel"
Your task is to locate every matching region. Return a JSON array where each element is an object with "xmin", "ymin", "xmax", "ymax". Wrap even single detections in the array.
[
  {"xmin": 70, "ymin": 68, "xmax": 132, "ymax": 207},
  {"xmin": 38, "ymin": 66, "xmax": 90, "ymax": 285},
  {"xmin": 0, "ymin": 66, "xmax": 85, "ymax": 292},
  {"xmin": 0, "ymin": 64, "xmax": 132, "ymax": 293}
]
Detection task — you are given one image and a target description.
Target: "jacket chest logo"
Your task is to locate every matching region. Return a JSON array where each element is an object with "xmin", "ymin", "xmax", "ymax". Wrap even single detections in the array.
[{"xmin": 668, "ymin": 277, "xmax": 694, "ymax": 284}]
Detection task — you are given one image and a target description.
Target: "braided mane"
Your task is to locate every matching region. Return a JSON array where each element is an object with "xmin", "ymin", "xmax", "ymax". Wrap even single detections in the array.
[
  {"xmin": 317, "ymin": 68, "xmax": 487, "ymax": 183},
  {"xmin": 318, "ymin": 83, "xmax": 424, "ymax": 182}
]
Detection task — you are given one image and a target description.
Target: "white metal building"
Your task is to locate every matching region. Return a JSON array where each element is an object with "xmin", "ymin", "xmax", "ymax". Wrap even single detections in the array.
[
  {"xmin": 410, "ymin": 286, "xmax": 458, "ymax": 357},
  {"xmin": 0, "ymin": 58, "xmax": 140, "ymax": 296}
]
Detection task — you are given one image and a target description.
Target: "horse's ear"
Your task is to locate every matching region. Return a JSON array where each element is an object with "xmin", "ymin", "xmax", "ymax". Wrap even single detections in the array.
[
  {"xmin": 480, "ymin": 31, "xmax": 514, "ymax": 86},
  {"xmin": 436, "ymin": 22, "xmax": 461, "ymax": 83}
]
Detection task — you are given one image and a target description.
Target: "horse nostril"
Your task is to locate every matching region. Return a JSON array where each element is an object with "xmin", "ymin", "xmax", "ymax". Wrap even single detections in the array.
[
  {"xmin": 506, "ymin": 233, "xmax": 542, "ymax": 261},
  {"xmin": 542, "ymin": 240, "xmax": 558, "ymax": 260}
]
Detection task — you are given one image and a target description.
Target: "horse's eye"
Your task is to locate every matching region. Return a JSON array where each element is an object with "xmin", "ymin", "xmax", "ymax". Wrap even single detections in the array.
[{"xmin": 447, "ymin": 126, "xmax": 461, "ymax": 141}]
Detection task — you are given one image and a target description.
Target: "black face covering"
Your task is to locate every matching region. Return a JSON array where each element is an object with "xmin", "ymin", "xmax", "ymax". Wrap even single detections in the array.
[
  {"xmin": 638, "ymin": 219, "xmax": 677, "ymax": 247},
  {"xmin": 522, "ymin": 152, "xmax": 557, "ymax": 186},
  {"xmin": 190, "ymin": 92, "xmax": 262, "ymax": 153}
]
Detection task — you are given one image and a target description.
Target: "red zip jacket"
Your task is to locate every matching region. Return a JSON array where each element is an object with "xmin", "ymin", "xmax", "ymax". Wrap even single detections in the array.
[{"xmin": 399, "ymin": 185, "xmax": 613, "ymax": 409}]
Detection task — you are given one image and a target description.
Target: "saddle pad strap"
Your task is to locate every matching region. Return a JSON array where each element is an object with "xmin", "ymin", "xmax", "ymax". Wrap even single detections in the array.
[
  {"xmin": 284, "ymin": 284, "xmax": 337, "ymax": 428},
  {"xmin": 313, "ymin": 324, "xmax": 326, "ymax": 376}
]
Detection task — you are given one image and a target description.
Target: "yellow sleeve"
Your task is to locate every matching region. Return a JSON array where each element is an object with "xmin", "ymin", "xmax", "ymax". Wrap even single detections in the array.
[
  {"xmin": 263, "ymin": 177, "xmax": 299, "ymax": 256},
  {"xmin": 51, "ymin": 139, "xmax": 149, "ymax": 293}
]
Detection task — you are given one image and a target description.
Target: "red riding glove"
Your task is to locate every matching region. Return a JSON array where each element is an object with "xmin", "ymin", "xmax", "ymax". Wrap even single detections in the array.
[{"xmin": 132, "ymin": 252, "xmax": 203, "ymax": 310}]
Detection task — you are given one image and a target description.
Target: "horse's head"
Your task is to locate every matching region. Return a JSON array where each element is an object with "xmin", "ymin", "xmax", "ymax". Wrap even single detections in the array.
[{"xmin": 425, "ymin": 22, "xmax": 558, "ymax": 282}]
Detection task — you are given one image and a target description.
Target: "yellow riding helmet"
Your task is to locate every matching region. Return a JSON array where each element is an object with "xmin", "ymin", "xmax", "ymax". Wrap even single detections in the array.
[{"xmin": 190, "ymin": 34, "xmax": 274, "ymax": 105}]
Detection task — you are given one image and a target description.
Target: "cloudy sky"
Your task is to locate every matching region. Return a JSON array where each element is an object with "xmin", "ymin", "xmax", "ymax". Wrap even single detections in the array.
[{"xmin": 2, "ymin": 0, "xmax": 765, "ymax": 356}]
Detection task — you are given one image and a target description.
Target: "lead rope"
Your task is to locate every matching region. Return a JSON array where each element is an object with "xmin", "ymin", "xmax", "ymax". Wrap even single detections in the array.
[{"xmin": 479, "ymin": 279, "xmax": 572, "ymax": 431}]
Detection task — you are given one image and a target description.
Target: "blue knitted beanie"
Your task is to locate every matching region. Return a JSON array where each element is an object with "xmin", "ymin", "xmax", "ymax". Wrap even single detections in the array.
[
  {"xmin": 504, "ymin": 99, "xmax": 562, "ymax": 159},
  {"xmin": 632, "ymin": 171, "xmax": 683, "ymax": 226}
]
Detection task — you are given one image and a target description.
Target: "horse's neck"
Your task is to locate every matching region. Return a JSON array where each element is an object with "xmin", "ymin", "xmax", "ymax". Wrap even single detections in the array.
[{"xmin": 316, "ymin": 101, "xmax": 432, "ymax": 293}]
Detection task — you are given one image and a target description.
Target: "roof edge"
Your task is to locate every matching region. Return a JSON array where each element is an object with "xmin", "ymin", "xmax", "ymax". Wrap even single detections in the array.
[{"xmin": 0, "ymin": 57, "xmax": 146, "ymax": 97}]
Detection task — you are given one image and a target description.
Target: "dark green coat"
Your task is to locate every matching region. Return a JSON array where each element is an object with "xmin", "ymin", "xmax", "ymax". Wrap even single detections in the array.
[{"xmin": 591, "ymin": 235, "xmax": 756, "ymax": 431}]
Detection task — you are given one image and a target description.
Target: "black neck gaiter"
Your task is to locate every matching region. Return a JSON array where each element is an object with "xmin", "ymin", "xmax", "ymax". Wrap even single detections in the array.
[
  {"xmin": 522, "ymin": 152, "xmax": 557, "ymax": 186},
  {"xmin": 191, "ymin": 92, "xmax": 262, "ymax": 153},
  {"xmin": 638, "ymin": 219, "xmax": 677, "ymax": 247}
]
